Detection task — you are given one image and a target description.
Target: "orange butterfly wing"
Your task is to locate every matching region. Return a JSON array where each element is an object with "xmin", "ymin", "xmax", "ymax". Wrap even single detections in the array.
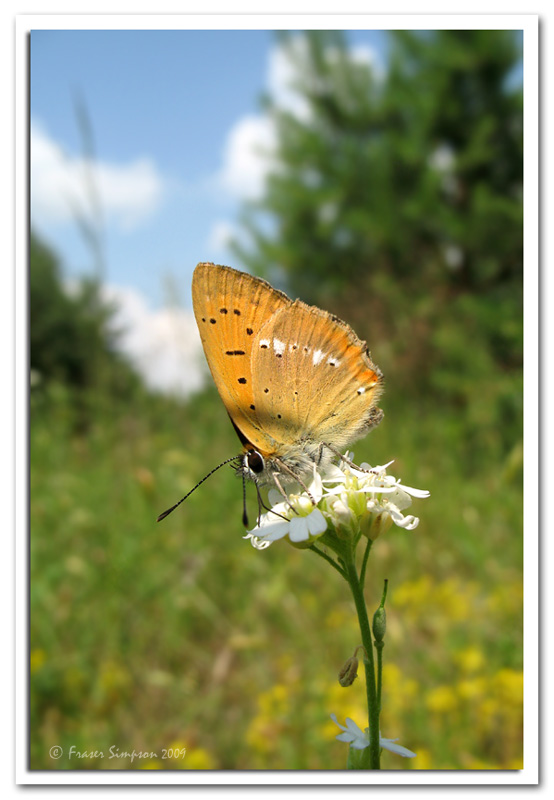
[
  {"xmin": 192, "ymin": 262, "xmax": 291, "ymax": 454},
  {"xmin": 249, "ymin": 299, "xmax": 383, "ymax": 452}
]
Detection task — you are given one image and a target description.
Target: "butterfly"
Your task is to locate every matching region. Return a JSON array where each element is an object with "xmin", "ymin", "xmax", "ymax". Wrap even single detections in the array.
[{"xmin": 157, "ymin": 262, "xmax": 383, "ymax": 522}]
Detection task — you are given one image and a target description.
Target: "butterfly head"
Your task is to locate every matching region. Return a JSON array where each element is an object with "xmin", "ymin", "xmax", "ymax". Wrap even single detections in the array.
[{"xmin": 242, "ymin": 448, "xmax": 266, "ymax": 479}]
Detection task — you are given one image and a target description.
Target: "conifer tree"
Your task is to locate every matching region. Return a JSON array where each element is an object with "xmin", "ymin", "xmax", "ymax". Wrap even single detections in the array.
[{"xmin": 232, "ymin": 30, "xmax": 523, "ymax": 441}]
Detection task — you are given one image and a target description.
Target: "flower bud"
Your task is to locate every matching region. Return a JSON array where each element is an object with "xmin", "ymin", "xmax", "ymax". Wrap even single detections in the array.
[
  {"xmin": 372, "ymin": 606, "xmax": 387, "ymax": 643},
  {"xmin": 361, "ymin": 511, "xmax": 393, "ymax": 540},
  {"xmin": 338, "ymin": 655, "xmax": 359, "ymax": 687}
]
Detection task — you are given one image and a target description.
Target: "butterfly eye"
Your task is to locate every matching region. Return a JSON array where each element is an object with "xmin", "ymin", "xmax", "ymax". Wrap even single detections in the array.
[{"xmin": 246, "ymin": 449, "xmax": 265, "ymax": 474}]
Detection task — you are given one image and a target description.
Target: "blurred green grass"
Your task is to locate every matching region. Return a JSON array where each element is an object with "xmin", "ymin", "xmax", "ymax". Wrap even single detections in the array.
[{"xmin": 30, "ymin": 379, "xmax": 522, "ymax": 771}]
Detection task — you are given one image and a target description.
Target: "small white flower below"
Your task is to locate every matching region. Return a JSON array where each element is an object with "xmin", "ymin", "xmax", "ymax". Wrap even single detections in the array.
[{"xmin": 330, "ymin": 714, "xmax": 417, "ymax": 758}]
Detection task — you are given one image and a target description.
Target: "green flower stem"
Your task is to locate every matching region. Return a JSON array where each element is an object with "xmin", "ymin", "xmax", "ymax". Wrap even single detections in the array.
[
  {"xmin": 374, "ymin": 579, "xmax": 388, "ymax": 712},
  {"xmin": 308, "ymin": 544, "xmax": 347, "ymax": 579},
  {"xmin": 359, "ymin": 537, "xmax": 373, "ymax": 587},
  {"xmin": 343, "ymin": 550, "xmax": 381, "ymax": 770},
  {"xmin": 375, "ymin": 640, "xmax": 384, "ymax": 713}
]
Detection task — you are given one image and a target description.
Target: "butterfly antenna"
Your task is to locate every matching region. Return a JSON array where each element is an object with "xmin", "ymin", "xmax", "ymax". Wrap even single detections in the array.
[
  {"xmin": 157, "ymin": 455, "xmax": 240, "ymax": 522},
  {"xmin": 241, "ymin": 471, "xmax": 249, "ymax": 528}
]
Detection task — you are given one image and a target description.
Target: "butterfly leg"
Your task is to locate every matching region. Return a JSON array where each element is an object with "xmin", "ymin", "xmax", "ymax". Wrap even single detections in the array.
[
  {"xmin": 270, "ymin": 470, "xmax": 307, "ymax": 514},
  {"xmin": 273, "ymin": 458, "xmax": 316, "ymax": 505},
  {"xmin": 254, "ymin": 480, "xmax": 290, "ymax": 523},
  {"xmin": 316, "ymin": 442, "xmax": 326, "ymax": 466},
  {"xmin": 322, "ymin": 443, "xmax": 369, "ymax": 473}
]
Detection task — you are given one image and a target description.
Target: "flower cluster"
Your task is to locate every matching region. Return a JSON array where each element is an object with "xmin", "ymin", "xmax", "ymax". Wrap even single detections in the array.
[{"xmin": 244, "ymin": 456, "xmax": 430, "ymax": 550}]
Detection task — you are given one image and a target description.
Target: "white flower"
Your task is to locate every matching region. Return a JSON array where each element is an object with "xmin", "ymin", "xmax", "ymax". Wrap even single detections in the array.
[
  {"xmin": 244, "ymin": 465, "xmax": 328, "ymax": 549},
  {"xmin": 244, "ymin": 507, "xmax": 328, "ymax": 550},
  {"xmin": 330, "ymin": 714, "xmax": 417, "ymax": 758},
  {"xmin": 244, "ymin": 455, "xmax": 429, "ymax": 548},
  {"xmin": 322, "ymin": 457, "xmax": 430, "ymax": 537}
]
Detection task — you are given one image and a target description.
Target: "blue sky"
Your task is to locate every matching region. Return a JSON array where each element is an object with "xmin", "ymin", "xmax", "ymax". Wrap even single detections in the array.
[
  {"xmin": 30, "ymin": 28, "xmax": 388, "ymax": 393},
  {"xmin": 31, "ymin": 29, "xmax": 387, "ymax": 308},
  {"xmin": 30, "ymin": 26, "xmax": 523, "ymax": 395}
]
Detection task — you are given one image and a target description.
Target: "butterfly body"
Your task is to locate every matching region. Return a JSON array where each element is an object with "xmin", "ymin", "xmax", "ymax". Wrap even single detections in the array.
[{"xmin": 192, "ymin": 262, "xmax": 383, "ymax": 488}]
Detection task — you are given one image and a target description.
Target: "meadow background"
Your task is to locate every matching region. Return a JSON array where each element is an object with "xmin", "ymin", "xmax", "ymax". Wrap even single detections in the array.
[{"xmin": 30, "ymin": 29, "xmax": 523, "ymax": 770}]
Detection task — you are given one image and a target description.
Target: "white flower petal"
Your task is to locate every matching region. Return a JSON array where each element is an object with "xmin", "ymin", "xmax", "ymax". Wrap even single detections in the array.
[
  {"xmin": 350, "ymin": 737, "xmax": 371, "ymax": 750},
  {"xmin": 242, "ymin": 533, "xmax": 273, "ymax": 550},
  {"xmin": 389, "ymin": 506, "xmax": 419, "ymax": 529},
  {"xmin": 344, "ymin": 717, "xmax": 366, "ymax": 738},
  {"xmin": 389, "ymin": 490, "xmax": 413, "ymax": 511},
  {"xmin": 370, "ymin": 460, "xmax": 395, "ymax": 471},
  {"xmin": 331, "ymin": 715, "xmax": 416, "ymax": 758},
  {"xmin": 250, "ymin": 520, "xmax": 291, "ymax": 541},
  {"xmin": 331, "ymin": 714, "xmax": 369, "ymax": 750},
  {"xmin": 355, "ymin": 486, "xmax": 398, "ymax": 494},
  {"xmin": 399, "ymin": 515, "xmax": 419, "ymax": 530},
  {"xmin": 267, "ymin": 488, "xmax": 284, "ymax": 506},
  {"xmin": 308, "ymin": 467, "xmax": 324, "ymax": 501},
  {"xmin": 380, "ymin": 738, "xmax": 417, "ymax": 758},
  {"xmin": 397, "ymin": 483, "xmax": 431, "ymax": 499},
  {"xmin": 288, "ymin": 515, "xmax": 310, "ymax": 542},
  {"xmin": 306, "ymin": 508, "xmax": 328, "ymax": 535},
  {"xmin": 322, "ymin": 465, "xmax": 348, "ymax": 483}
]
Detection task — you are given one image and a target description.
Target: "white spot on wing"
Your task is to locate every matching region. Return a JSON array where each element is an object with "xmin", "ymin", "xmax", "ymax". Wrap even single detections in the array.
[
  {"xmin": 273, "ymin": 338, "xmax": 285, "ymax": 355},
  {"xmin": 313, "ymin": 349, "xmax": 324, "ymax": 365},
  {"xmin": 260, "ymin": 339, "xmax": 270, "ymax": 348},
  {"xmin": 327, "ymin": 357, "xmax": 340, "ymax": 366},
  {"xmin": 357, "ymin": 387, "xmax": 366, "ymax": 395}
]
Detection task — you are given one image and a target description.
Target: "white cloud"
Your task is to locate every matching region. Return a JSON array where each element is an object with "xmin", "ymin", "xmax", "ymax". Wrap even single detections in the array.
[
  {"xmin": 217, "ymin": 37, "xmax": 381, "ymax": 202},
  {"xmin": 102, "ymin": 285, "xmax": 206, "ymax": 397},
  {"xmin": 207, "ymin": 219, "xmax": 237, "ymax": 253},
  {"xmin": 31, "ymin": 121, "xmax": 167, "ymax": 232},
  {"xmin": 266, "ymin": 39, "xmax": 312, "ymax": 121},
  {"xmin": 218, "ymin": 114, "xmax": 276, "ymax": 200}
]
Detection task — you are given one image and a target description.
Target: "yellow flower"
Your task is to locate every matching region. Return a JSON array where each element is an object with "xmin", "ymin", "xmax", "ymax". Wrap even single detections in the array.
[
  {"xmin": 411, "ymin": 748, "xmax": 432, "ymax": 769},
  {"xmin": 467, "ymin": 757, "xmax": 499, "ymax": 770},
  {"xmin": 426, "ymin": 685, "xmax": 458, "ymax": 713},
  {"xmin": 139, "ymin": 759, "xmax": 163, "ymax": 769},
  {"xmin": 184, "ymin": 748, "xmax": 216, "ymax": 770},
  {"xmin": 258, "ymin": 684, "xmax": 290, "ymax": 717},
  {"xmin": 393, "ymin": 576, "xmax": 433, "ymax": 610},
  {"xmin": 455, "ymin": 646, "xmax": 485, "ymax": 674},
  {"xmin": 246, "ymin": 716, "xmax": 276, "ymax": 754},
  {"xmin": 456, "ymin": 677, "xmax": 487, "ymax": 701},
  {"xmin": 491, "ymin": 669, "xmax": 523, "ymax": 706}
]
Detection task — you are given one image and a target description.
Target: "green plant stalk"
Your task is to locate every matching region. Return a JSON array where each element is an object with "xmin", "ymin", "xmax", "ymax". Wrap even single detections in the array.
[
  {"xmin": 374, "ymin": 578, "xmax": 388, "ymax": 712},
  {"xmin": 375, "ymin": 641, "xmax": 384, "ymax": 712},
  {"xmin": 343, "ymin": 550, "xmax": 381, "ymax": 770}
]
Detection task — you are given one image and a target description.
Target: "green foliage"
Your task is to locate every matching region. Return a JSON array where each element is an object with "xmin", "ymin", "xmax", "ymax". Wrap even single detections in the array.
[
  {"xmin": 30, "ymin": 231, "xmax": 141, "ymax": 407},
  {"xmin": 232, "ymin": 30, "xmax": 523, "ymax": 459},
  {"xmin": 30, "ymin": 382, "xmax": 523, "ymax": 770}
]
